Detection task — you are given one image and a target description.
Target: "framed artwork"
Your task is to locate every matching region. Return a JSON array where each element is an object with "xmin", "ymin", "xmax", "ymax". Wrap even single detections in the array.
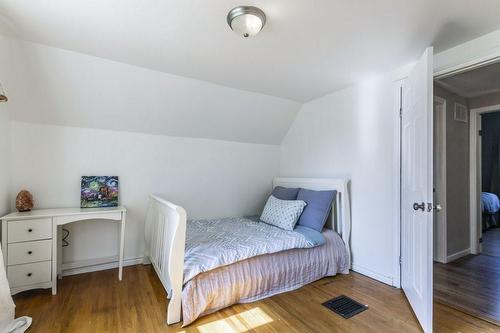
[{"xmin": 80, "ymin": 176, "xmax": 119, "ymax": 208}]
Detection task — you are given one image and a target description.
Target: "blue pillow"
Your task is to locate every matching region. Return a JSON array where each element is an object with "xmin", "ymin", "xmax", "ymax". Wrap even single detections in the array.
[
  {"xmin": 296, "ymin": 189, "xmax": 337, "ymax": 232},
  {"xmin": 272, "ymin": 186, "xmax": 300, "ymax": 200}
]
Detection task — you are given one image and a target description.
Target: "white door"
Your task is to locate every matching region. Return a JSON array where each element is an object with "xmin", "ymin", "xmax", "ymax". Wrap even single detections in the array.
[{"xmin": 401, "ymin": 47, "xmax": 434, "ymax": 333}]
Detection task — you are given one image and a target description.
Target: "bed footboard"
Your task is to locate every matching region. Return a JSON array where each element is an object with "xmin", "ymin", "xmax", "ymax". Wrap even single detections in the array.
[{"xmin": 144, "ymin": 194, "xmax": 187, "ymax": 325}]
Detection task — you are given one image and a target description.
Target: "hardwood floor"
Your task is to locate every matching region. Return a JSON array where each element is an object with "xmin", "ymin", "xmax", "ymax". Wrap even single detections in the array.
[
  {"xmin": 13, "ymin": 265, "xmax": 499, "ymax": 332},
  {"xmin": 483, "ymin": 227, "xmax": 500, "ymax": 257},
  {"xmin": 434, "ymin": 303, "xmax": 500, "ymax": 333},
  {"xmin": 434, "ymin": 254, "xmax": 500, "ymax": 325}
]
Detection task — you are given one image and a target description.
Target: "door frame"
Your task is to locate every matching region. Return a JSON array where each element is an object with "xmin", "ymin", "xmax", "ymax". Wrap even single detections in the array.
[
  {"xmin": 392, "ymin": 81, "xmax": 403, "ymax": 288},
  {"xmin": 469, "ymin": 104, "xmax": 500, "ymax": 254},
  {"xmin": 434, "ymin": 96, "xmax": 447, "ymax": 263}
]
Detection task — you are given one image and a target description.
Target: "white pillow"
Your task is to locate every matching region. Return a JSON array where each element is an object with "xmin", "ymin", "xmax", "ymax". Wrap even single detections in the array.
[{"xmin": 260, "ymin": 195, "xmax": 307, "ymax": 231}]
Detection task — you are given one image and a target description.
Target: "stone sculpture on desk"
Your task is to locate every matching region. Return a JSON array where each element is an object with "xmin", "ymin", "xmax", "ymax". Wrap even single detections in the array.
[{"xmin": 15, "ymin": 190, "xmax": 34, "ymax": 212}]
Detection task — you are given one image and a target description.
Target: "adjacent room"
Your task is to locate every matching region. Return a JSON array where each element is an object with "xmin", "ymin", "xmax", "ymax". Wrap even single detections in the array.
[
  {"xmin": 1, "ymin": 1, "xmax": 500, "ymax": 333},
  {"xmin": 434, "ymin": 62, "xmax": 500, "ymax": 325},
  {"xmin": 481, "ymin": 110, "xmax": 500, "ymax": 259}
]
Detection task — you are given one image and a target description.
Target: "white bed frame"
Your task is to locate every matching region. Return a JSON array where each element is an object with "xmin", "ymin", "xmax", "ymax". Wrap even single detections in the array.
[{"xmin": 144, "ymin": 177, "xmax": 351, "ymax": 325}]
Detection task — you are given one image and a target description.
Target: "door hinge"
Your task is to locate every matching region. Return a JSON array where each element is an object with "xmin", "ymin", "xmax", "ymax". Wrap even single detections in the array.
[
  {"xmin": 479, "ymin": 237, "xmax": 483, "ymax": 243},
  {"xmin": 479, "ymin": 130, "xmax": 483, "ymax": 136},
  {"xmin": 399, "ymin": 86, "xmax": 403, "ymax": 117},
  {"xmin": 399, "ymin": 256, "xmax": 402, "ymax": 265}
]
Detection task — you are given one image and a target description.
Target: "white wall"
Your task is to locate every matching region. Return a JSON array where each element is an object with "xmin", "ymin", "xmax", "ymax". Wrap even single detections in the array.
[
  {"xmin": 10, "ymin": 121, "xmax": 279, "ymax": 269},
  {"xmin": 0, "ymin": 38, "xmax": 13, "ymax": 216},
  {"xmin": 280, "ymin": 75, "xmax": 399, "ymax": 285},
  {"xmin": 0, "ymin": 110, "xmax": 9, "ymax": 216}
]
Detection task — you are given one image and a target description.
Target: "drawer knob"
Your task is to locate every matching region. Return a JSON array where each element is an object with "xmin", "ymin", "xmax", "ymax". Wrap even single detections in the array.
[
  {"xmin": 27, "ymin": 251, "xmax": 33, "ymax": 255},
  {"xmin": 28, "ymin": 228, "xmax": 33, "ymax": 232},
  {"xmin": 27, "ymin": 273, "xmax": 32, "ymax": 277}
]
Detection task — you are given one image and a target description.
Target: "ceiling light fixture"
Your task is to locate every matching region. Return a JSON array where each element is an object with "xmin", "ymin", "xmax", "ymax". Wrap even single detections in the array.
[{"xmin": 227, "ymin": 6, "xmax": 266, "ymax": 38}]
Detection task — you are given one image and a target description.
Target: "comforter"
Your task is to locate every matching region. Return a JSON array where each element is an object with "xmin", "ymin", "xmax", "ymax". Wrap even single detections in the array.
[
  {"xmin": 482, "ymin": 192, "xmax": 500, "ymax": 214},
  {"xmin": 183, "ymin": 217, "xmax": 321, "ymax": 283}
]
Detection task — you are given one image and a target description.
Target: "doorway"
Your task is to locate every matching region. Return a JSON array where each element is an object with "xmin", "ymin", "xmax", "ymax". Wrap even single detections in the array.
[
  {"xmin": 477, "ymin": 110, "xmax": 500, "ymax": 259},
  {"xmin": 433, "ymin": 96, "xmax": 447, "ymax": 264},
  {"xmin": 397, "ymin": 47, "xmax": 500, "ymax": 332},
  {"xmin": 432, "ymin": 61, "xmax": 500, "ymax": 325}
]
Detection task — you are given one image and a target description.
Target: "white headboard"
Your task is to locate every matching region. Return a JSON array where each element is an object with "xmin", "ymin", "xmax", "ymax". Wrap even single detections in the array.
[{"xmin": 272, "ymin": 177, "xmax": 351, "ymax": 268}]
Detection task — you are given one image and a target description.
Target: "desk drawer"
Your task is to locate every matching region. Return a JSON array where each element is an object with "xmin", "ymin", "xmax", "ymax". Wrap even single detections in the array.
[
  {"xmin": 7, "ymin": 261, "xmax": 51, "ymax": 288},
  {"xmin": 8, "ymin": 218, "xmax": 52, "ymax": 243},
  {"xmin": 8, "ymin": 240, "xmax": 52, "ymax": 265}
]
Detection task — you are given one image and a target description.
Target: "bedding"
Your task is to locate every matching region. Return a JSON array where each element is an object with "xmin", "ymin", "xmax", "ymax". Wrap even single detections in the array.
[
  {"xmin": 271, "ymin": 186, "xmax": 300, "ymax": 200},
  {"xmin": 181, "ymin": 228, "xmax": 348, "ymax": 326},
  {"xmin": 296, "ymin": 189, "xmax": 337, "ymax": 231},
  {"xmin": 482, "ymin": 192, "xmax": 500, "ymax": 214},
  {"xmin": 184, "ymin": 216, "xmax": 322, "ymax": 283},
  {"xmin": 259, "ymin": 195, "xmax": 306, "ymax": 230},
  {"xmin": 294, "ymin": 225, "xmax": 326, "ymax": 246}
]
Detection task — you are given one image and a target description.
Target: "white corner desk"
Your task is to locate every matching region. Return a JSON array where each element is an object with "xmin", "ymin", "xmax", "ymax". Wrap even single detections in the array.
[{"xmin": 1, "ymin": 206, "xmax": 126, "ymax": 295}]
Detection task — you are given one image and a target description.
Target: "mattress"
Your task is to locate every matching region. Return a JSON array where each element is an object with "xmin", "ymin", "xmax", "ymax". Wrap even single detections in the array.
[{"xmin": 181, "ymin": 228, "xmax": 349, "ymax": 326}]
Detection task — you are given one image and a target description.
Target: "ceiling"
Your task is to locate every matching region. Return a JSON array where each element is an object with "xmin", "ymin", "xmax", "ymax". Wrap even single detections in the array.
[
  {"xmin": 436, "ymin": 61, "xmax": 500, "ymax": 99},
  {"xmin": 1, "ymin": 1, "xmax": 500, "ymax": 102}
]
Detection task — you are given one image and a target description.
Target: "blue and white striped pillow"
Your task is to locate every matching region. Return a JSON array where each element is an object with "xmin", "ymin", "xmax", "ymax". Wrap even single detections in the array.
[{"xmin": 260, "ymin": 195, "xmax": 307, "ymax": 231}]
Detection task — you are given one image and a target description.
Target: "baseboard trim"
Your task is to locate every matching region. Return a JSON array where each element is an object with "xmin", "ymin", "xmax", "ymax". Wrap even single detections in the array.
[
  {"xmin": 62, "ymin": 256, "xmax": 144, "ymax": 277},
  {"xmin": 446, "ymin": 248, "xmax": 470, "ymax": 263},
  {"xmin": 351, "ymin": 264, "xmax": 394, "ymax": 286}
]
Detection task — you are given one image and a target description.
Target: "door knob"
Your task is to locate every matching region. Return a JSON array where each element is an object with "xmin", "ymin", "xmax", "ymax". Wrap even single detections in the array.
[
  {"xmin": 413, "ymin": 202, "xmax": 425, "ymax": 211},
  {"xmin": 433, "ymin": 204, "xmax": 442, "ymax": 211}
]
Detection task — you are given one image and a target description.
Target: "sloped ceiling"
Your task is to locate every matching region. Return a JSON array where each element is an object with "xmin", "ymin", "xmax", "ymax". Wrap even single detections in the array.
[
  {"xmin": 0, "ymin": 37, "xmax": 300, "ymax": 144},
  {"xmin": 1, "ymin": 0, "xmax": 500, "ymax": 102}
]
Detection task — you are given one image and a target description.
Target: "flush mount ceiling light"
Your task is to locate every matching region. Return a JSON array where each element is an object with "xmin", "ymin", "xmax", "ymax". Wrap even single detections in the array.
[{"xmin": 227, "ymin": 6, "xmax": 266, "ymax": 38}]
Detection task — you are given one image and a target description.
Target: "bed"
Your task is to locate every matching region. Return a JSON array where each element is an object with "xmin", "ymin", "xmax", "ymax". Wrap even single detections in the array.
[
  {"xmin": 144, "ymin": 177, "xmax": 351, "ymax": 326},
  {"xmin": 482, "ymin": 192, "xmax": 500, "ymax": 229}
]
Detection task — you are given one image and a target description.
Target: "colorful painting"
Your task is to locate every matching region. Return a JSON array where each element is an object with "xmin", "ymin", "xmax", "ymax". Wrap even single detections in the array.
[{"xmin": 80, "ymin": 176, "xmax": 119, "ymax": 208}]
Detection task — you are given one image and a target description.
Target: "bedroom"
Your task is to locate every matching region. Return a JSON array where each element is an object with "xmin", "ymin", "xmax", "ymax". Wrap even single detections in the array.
[{"xmin": 0, "ymin": 1, "xmax": 500, "ymax": 333}]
